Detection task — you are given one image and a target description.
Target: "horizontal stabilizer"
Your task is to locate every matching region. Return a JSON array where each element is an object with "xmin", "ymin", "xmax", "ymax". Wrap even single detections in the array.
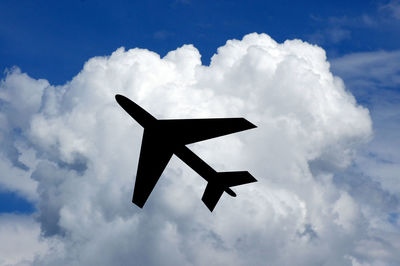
[
  {"xmin": 202, "ymin": 183, "xmax": 224, "ymax": 212},
  {"xmin": 201, "ymin": 171, "xmax": 257, "ymax": 211},
  {"xmin": 217, "ymin": 171, "xmax": 257, "ymax": 187}
]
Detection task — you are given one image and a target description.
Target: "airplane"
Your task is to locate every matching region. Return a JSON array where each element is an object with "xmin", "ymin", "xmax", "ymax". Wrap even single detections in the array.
[{"xmin": 115, "ymin": 94, "xmax": 257, "ymax": 212}]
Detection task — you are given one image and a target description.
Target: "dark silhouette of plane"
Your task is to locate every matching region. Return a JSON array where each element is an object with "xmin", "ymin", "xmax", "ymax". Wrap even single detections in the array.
[{"xmin": 115, "ymin": 94, "xmax": 257, "ymax": 211}]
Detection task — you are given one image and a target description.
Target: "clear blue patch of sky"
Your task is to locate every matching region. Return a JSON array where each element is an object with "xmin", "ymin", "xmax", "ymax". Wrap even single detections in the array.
[
  {"xmin": 1, "ymin": 0, "xmax": 399, "ymax": 84},
  {"xmin": 0, "ymin": 190, "xmax": 35, "ymax": 214},
  {"xmin": 388, "ymin": 212, "xmax": 399, "ymax": 226}
]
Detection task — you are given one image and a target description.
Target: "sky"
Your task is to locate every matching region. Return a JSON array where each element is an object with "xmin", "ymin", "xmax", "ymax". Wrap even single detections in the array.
[{"xmin": 0, "ymin": 0, "xmax": 399, "ymax": 265}]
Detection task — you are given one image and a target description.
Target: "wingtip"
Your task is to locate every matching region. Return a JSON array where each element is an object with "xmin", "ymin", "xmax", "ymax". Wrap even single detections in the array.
[
  {"xmin": 243, "ymin": 119, "xmax": 257, "ymax": 129},
  {"xmin": 246, "ymin": 171, "xmax": 258, "ymax": 183},
  {"xmin": 202, "ymin": 198, "xmax": 217, "ymax": 212},
  {"xmin": 249, "ymin": 121, "xmax": 257, "ymax": 129},
  {"xmin": 132, "ymin": 198, "xmax": 145, "ymax": 208}
]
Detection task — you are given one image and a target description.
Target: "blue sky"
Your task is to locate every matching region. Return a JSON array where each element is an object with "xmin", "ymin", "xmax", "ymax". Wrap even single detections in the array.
[
  {"xmin": 1, "ymin": 0, "xmax": 399, "ymax": 85},
  {"xmin": 0, "ymin": 0, "xmax": 400, "ymax": 265}
]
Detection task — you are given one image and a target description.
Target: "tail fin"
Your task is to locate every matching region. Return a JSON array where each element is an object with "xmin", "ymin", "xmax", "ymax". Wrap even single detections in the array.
[{"xmin": 201, "ymin": 171, "xmax": 257, "ymax": 211}]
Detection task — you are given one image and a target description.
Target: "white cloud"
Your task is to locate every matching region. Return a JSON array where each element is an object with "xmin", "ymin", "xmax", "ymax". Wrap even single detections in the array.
[
  {"xmin": 380, "ymin": 0, "xmax": 400, "ymax": 19},
  {"xmin": 331, "ymin": 50, "xmax": 400, "ymax": 91},
  {"xmin": 331, "ymin": 50, "xmax": 400, "ymax": 196},
  {"xmin": 0, "ymin": 214, "xmax": 61, "ymax": 266},
  {"xmin": 307, "ymin": 27, "xmax": 351, "ymax": 45},
  {"xmin": 2, "ymin": 33, "xmax": 398, "ymax": 265}
]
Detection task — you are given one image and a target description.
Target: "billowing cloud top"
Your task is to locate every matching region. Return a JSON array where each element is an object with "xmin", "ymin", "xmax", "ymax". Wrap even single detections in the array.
[{"xmin": 1, "ymin": 33, "xmax": 389, "ymax": 266}]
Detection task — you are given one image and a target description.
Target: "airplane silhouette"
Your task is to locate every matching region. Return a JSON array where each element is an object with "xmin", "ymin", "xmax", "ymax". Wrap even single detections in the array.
[{"xmin": 115, "ymin": 94, "xmax": 257, "ymax": 211}]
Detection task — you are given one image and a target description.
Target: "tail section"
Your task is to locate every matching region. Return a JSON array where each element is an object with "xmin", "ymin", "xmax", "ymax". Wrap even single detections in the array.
[
  {"xmin": 202, "ymin": 183, "xmax": 225, "ymax": 212},
  {"xmin": 201, "ymin": 171, "xmax": 257, "ymax": 211},
  {"xmin": 217, "ymin": 171, "xmax": 257, "ymax": 187}
]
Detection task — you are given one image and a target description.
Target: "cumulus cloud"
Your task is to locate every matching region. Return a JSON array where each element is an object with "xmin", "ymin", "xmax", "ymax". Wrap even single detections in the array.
[
  {"xmin": 2, "ymin": 33, "xmax": 398, "ymax": 265},
  {"xmin": 331, "ymin": 50, "xmax": 400, "ymax": 196},
  {"xmin": 0, "ymin": 214, "xmax": 60, "ymax": 266}
]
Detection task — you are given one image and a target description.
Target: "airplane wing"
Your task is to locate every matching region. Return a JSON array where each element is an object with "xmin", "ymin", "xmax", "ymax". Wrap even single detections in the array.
[
  {"xmin": 157, "ymin": 118, "xmax": 256, "ymax": 145},
  {"xmin": 132, "ymin": 131, "xmax": 173, "ymax": 208}
]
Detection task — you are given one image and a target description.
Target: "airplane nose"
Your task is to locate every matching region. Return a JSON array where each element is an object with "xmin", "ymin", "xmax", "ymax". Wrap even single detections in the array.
[
  {"xmin": 115, "ymin": 94, "xmax": 126, "ymax": 104},
  {"xmin": 115, "ymin": 94, "xmax": 157, "ymax": 128}
]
